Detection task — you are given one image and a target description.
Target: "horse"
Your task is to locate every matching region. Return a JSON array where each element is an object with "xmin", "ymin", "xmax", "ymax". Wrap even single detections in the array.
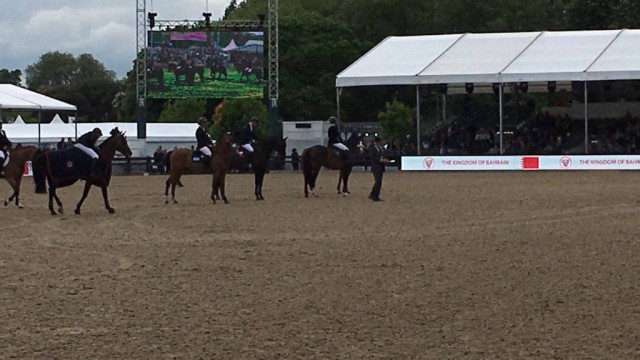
[
  {"xmin": 2, "ymin": 145, "xmax": 41, "ymax": 208},
  {"xmin": 301, "ymin": 143, "xmax": 353, "ymax": 198},
  {"xmin": 239, "ymin": 66, "xmax": 263, "ymax": 82},
  {"xmin": 230, "ymin": 136, "xmax": 287, "ymax": 200},
  {"xmin": 164, "ymin": 132, "xmax": 234, "ymax": 204},
  {"xmin": 168, "ymin": 60, "xmax": 204, "ymax": 85},
  {"xmin": 32, "ymin": 128, "xmax": 132, "ymax": 215},
  {"xmin": 209, "ymin": 133, "xmax": 234, "ymax": 204},
  {"xmin": 206, "ymin": 57, "xmax": 228, "ymax": 80}
]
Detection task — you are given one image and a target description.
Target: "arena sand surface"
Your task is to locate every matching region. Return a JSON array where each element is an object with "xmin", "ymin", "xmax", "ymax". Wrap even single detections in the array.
[{"xmin": 2, "ymin": 171, "xmax": 640, "ymax": 359}]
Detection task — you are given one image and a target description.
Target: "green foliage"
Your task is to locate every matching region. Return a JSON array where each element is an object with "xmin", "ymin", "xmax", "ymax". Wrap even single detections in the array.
[
  {"xmin": 211, "ymin": 98, "xmax": 267, "ymax": 141},
  {"xmin": 377, "ymin": 100, "xmax": 413, "ymax": 142},
  {"xmin": 0, "ymin": 69, "xmax": 22, "ymax": 85},
  {"xmin": 159, "ymin": 99, "xmax": 207, "ymax": 123}
]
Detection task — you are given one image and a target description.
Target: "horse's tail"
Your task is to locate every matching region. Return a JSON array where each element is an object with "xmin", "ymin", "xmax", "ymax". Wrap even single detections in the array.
[
  {"xmin": 165, "ymin": 151, "xmax": 173, "ymax": 173},
  {"xmin": 301, "ymin": 148, "xmax": 312, "ymax": 197},
  {"xmin": 32, "ymin": 152, "xmax": 48, "ymax": 194}
]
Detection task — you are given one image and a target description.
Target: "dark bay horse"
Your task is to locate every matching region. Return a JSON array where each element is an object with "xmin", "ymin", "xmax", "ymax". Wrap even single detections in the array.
[
  {"xmin": 2, "ymin": 145, "xmax": 40, "ymax": 208},
  {"xmin": 32, "ymin": 128, "xmax": 132, "ymax": 215},
  {"xmin": 229, "ymin": 136, "xmax": 287, "ymax": 200},
  {"xmin": 164, "ymin": 133, "xmax": 234, "ymax": 204},
  {"xmin": 302, "ymin": 144, "xmax": 353, "ymax": 198}
]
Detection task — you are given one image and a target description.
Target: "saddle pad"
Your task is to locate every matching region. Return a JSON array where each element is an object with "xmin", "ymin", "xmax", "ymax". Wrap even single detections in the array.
[{"xmin": 46, "ymin": 148, "xmax": 93, "ymax": 179}]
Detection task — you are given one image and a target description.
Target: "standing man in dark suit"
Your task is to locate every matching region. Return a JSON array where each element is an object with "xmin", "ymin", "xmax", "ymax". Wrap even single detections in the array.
[{"xmin": 368, "ymin": 137, "xmax": 389, "ymax": 202}]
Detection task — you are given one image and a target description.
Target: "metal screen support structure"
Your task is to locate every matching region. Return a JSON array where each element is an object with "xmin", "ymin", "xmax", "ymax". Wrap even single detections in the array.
[
  {"xmin": 135, "ymin": 0, "xmax": 147, "ymax": 139},
  {"xmin": 499, "ymin": 83, "xmax": 504, "ymax": 155},
  {"xmin": 584, "ymin": 82, "xmax": 589, "ymax": 154},
  {"xmin": 267, "ymin": 0, "xmax": 279, "ymax": 136},
  {"xmin": 416, "ymin": 86, "xmax": 421, "ymax": 156}
]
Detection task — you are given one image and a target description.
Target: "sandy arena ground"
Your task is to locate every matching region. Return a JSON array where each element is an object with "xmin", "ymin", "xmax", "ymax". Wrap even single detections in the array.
[{"xmin": 2, "ymin": 170, "xmax": 640, "ymax": 359}]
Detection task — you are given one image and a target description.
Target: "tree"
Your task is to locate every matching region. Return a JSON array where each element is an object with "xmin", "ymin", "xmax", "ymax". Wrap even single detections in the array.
[
  {"xmin": 159, "ymin": 99, "xmax": 207, "ymax": 123},
  {"xmin": 0, "ymin": 69, "xmax": 22, "ymax": 85},
  {"xmin": 378, "ymin": 100, "xmax": 413, "ymax": 143},
  {"xmin": 223, "ymin": 0, "xmax": 238, "ymax": 19},
  {"xmin": 25, "ymin": 51, "xmax": 77, "ymax": 89},
  {"xmin": 25, "ymin": 51, "xmax": 121, "ymax": 122},
  {"xmin": 212, "ymin": 98, "xmax": 267, "ymax": 140}
]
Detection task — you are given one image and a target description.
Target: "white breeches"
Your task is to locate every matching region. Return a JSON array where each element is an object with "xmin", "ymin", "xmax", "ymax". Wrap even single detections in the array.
[
  {"xmin": 332, "ymin": 143, "xmax": 349, "ymax": 151},
  {"xmin": 242, "ymin": 144, "xmax": 254, "ymax": 153},
  {"xmin": 199, "ymin": 146, "xmax": 212, "ymax": 157},
  {"xmin": 0, "ymin": 151, "xmax": 8, "ymax": 167},
  {"xmin": 74, "ymin": 143, "xmax": 99, "ymax": 159}
]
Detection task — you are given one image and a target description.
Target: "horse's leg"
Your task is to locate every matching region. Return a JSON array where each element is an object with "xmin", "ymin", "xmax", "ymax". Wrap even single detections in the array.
[
  {"xmin": 166, "ymin": 173, "xmax": 179, "ymax": 204},
  {"xmin": 52, "ymin": 187, "xmax": 64, "ymax": 214},
  {"xmin": 15, "ymin": 176, "xmax": 24, "ymax": 207},
  {"xmin": 74, "ymin": 181, "xmax": 92, "ymax": 215},
  {"xmin": 101, "ymin": 186, "xmax": 115, "ymax": 214},
  {"xmin": 342, "ymin": 167, "xmax": 352, "ymax": 195},
  {"xmin": 258, "ymin": 171, "xmax": 265, "ymax": 200},
  {"xmin": 254, "ymin": 171, "xmax": 260, "ymax": 200},
  {"xmin": 337, "ymin": 171, "xmax": 343, "ymax": 195},
  {"xmin": 220, "ymin": 173, "xmax": 229, "ymax": 204},
  {"xmin": 48, "ymin": 183, "xmax": 58, "ymax": 215},
  {"xmin": 310, "ymin": 167, "xmax": 320, "ymax": 197},
  {"xmin": 210, "ymin": 174, "xmax": 217, "ymax": 204},
  {"xmin": 4, "ymin": 178, "xmax": 16, "ymax": 206}
]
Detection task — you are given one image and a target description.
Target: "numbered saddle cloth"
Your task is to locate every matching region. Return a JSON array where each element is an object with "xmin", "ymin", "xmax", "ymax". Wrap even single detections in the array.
[{"xmin": 46, "ymin": 147, "xmax": 96, "ymax": 179}]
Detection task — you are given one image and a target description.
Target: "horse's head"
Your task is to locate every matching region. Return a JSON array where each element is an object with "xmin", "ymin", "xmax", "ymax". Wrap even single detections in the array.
[
  {"xmin": 275, "ymin": 136, "xmax": 287, "ymax": 161},
  {"xmin": 102, "ymin": 127, "xmax": 132, "ymax": 159}
]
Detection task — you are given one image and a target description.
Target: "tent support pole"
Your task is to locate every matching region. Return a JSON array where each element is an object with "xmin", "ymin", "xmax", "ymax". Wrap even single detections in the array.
[
  {"xmin": 75, "ymin": 111, "xmax": 78, "ymax": 140},
  {"xmin": 584, "ymin": 82, "xmax": 589, "ymax": 155},
  {"xmin": 38, "ymin": 108, "xmax": 42, "ymax": 147},
  {"xmin": 442, "ymin": 93, "xmax": 446, "ymax": 126},
  {"xmin": 336, "ymin": 87, "xmax": 342, "ymax": 124},
  {"xmin": 416, "ymin": 85, "xmax": 421, "ymax": 155},
  {"xmin": 499, "ymin": 83, "xmax": 504, "ymax": 155}
]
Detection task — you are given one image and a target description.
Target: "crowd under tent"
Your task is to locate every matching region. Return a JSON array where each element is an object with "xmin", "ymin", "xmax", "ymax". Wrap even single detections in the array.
[{"xmin": 336, "ymin": 29, "xmax": 640, "ymax": 154}]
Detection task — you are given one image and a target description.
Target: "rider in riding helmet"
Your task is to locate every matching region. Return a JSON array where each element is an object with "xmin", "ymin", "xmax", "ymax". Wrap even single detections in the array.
[
  {"xmin": 0, "ymin": 120, "xmax": 12, "ymax": 173},
  {"xmin": 196, "ymin": 117, "xmax": 213, "ymax": 163},
  {"xmin": 75, "ymin": 127, "xmax": 103, "ymax": 175},
  {"xmin": 240, "ymin": 117, "xmax": 259, "ymax": 162},
  {"xmin": 327, "ymin": 116, "xmax": 348, "ymax": 158}
]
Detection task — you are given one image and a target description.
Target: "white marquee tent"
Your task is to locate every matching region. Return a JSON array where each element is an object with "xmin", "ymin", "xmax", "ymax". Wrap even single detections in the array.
[
  {"xmin": 336, "ymin": 29, "xmax": 640, "ymax": 154},
  {"xmin": 0, "ymin": 84, "xmax": 77, "ymax": 112}
]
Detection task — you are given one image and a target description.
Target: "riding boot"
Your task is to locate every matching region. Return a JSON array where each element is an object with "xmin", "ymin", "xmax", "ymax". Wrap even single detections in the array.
[
  {"xmin": 202, "ymin": 155, "xmax": 211, "ymax": 164},
  {"xmin": 91, "ymin": 158, "xmax": 102, "ymax": 176}
]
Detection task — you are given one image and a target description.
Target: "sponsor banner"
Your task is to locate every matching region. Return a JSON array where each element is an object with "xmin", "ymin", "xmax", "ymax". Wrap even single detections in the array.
[
  {"xmin": 23, "ymin": 161, "xmax": 33, "ymax": 177},
  {"xmin": 402, "ymin": 156, "xmax": 640, "ymax": 171},
  {"xmin": 402, "ymin": 156, "xmax": 517, "ymax": 171}
]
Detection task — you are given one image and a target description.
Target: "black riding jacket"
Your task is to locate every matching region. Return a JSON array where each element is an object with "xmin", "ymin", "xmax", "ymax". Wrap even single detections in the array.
[
  {"xmin": 328, "ymin": 125, "xmax": 342, "ymax": 145},
  {"xmin": 0, "ymin": 129, "xmax": 11, "ymax": 149},
  {"xmin": 196, "ymin": 127, "xmax": 213, "ymax": 149}
]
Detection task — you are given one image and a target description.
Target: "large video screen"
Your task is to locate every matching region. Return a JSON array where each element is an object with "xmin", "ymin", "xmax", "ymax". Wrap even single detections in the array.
[{"xmin": 147, "ymin": 30, "xmax": 264, "ymax": 99}]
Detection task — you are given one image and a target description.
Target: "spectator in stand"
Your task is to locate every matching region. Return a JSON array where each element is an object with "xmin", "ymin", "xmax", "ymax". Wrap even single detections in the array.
[
  {"xmin": 290, "ymin": 148, "xmax": 300, "ymax": 171},
  {"xmin": 154, "ymin": 145, "xmax": 166, "ymax": 173},
  {"xmin": 56, "ymin": 138, "xmax": 66, "ymax": 150},
  {"xmin": 66, "ymin": 137, "xmax": 74, "ymax": 147}
]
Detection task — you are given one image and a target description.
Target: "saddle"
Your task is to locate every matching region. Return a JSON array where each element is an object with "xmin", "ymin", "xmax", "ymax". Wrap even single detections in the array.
[{"xmin": 192, "ymin": 149, "xmax": 211, "ymax": 163}]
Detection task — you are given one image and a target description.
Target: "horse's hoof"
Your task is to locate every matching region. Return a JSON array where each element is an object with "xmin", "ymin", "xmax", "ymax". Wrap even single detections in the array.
[
  {"xmin": 342, "ymin": 192, "xmax": 349, "ymax": 197},
  {"xmin": 3, "ymin": 200, "xmax": 8, "ymax": 207},
  {"xmin": 18, "ymin": 203, "xmax": 24, "ymax": 209},
  {"xmin": 74, "ymin": 208, "xmax": 81, "ymax": 215},
  {"xmin": 164, "ymin": 200, "xmax": 169, "ymax": 204},
  {"xmin": 108, "ymin": 208, "xmax": 116, "ymax": 214},
  {"xmin": 58, "ymin": 207, "xmax": 64, "ymax": 214},
  {"xmin": 224, "ymin": 200, "xmax": 229, "ymax": 204},
  {"xmin": 50, "ymin": 211, "xmax": 57, "ymax": 216}
]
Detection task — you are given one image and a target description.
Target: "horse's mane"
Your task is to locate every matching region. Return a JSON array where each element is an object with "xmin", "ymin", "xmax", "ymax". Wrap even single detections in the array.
[{"xmin": 99, "ymin": 128, "xmax": 124, "ymax": 149}]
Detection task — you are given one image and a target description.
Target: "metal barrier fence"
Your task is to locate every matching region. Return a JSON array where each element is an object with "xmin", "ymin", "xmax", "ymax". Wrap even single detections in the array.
[{"xmin": 111, "ymin": 153, "xmax": 404, "ymax": 176}]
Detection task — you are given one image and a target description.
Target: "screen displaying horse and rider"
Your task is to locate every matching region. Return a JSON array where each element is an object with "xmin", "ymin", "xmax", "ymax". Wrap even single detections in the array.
[{"xmin": 147, "ymin": 30, "xmax": 264, "ymax": 99}]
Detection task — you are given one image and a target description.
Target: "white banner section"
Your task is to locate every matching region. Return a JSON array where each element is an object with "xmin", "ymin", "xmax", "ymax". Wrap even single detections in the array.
[{"xmin": 401, "ymin": 156, "xmax": 640, "ymax": 171}]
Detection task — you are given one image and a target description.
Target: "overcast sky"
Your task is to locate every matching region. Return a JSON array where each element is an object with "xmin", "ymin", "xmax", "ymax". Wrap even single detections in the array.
[{"xmin": 0, "ymin": 0, "xmax": 231, "ymax": 79}]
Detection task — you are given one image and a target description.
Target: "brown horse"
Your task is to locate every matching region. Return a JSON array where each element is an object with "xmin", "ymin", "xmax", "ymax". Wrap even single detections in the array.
[
  {"xmin": 210, "ymin": 133, "xmax": 234, "ymax": 204},
  {"xmin": 301, "ymin": 145, "xmax": 353, "ymax": 198},
  {"xmin": 2, "ymin": 145, "xmax": 40, "ymax": 208},
  {"xmin": 32, "ymin": 128, "xmax": 132, "ymax": 215},
  {"xmin": 164, "ymin": 132, "xmax": 234, "ymax": 204}
]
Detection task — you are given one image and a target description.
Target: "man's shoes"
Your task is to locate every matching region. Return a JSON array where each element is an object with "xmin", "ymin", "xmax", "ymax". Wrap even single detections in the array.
[{"xmin": 370, "ymin": 196, "xmax": 383, "ymax": 202}]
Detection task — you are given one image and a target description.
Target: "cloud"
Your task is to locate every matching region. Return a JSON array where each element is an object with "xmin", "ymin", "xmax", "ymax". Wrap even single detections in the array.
[{"xmin": 0, "ymin": 0, "xmax": 232, "ymax": 78}]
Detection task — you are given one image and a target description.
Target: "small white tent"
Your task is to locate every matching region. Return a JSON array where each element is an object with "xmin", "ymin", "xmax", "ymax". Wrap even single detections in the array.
[
  {"xmin": 50, "ymin": 114, "xmax": 64, "ymax": 124},
  {"xmin": 14, "ymin": 115, "xmax": 25, "ymax": 124}
]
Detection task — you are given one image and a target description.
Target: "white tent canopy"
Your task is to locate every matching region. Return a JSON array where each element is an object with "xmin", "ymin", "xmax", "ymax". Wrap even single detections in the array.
[
  {"xmin": 50, "ymin": 114, "xmax": 64, "ymax": 124},
  {"xmin": 0, "ymin": 84, "xmax": 77, "ymax": 111},
  {"xmin": 336, "ymin": 29, "xmax": 640, "ymax": 87}
]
